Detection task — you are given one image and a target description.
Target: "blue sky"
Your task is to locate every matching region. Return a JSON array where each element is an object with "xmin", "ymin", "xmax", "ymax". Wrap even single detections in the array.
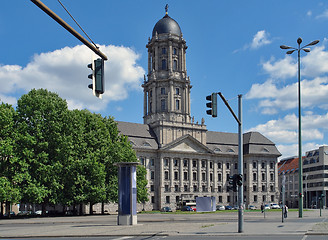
[{"xmin": 1, "ymin": 0, "xmax": 328, "ymax": 159}]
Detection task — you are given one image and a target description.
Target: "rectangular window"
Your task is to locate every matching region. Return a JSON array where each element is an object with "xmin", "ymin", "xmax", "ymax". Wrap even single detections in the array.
[
  {"xmin": 254, "ymin": 195, "xmax": 258, "ymax": 202},
  {"xmin": 161, "ymin": 59, "xmax": 167, "ymax": 70},
  {"xmin": 150, "ymin": 159, "xmax": 154, "ymax": 166},
  {"xmin": 174, "ymin": 171, "xmax": 178, "ymax": 180},
  {"xmin": 175, "ymin": 99, "xmax": 180, "ymax": 110},
  {"xmin": 175, "ymin": 88, "xmax": 180, "ymax": 95},
  {"xmin": 202, "ymin": 172, "xmax": 206, "ymax": 181},
  {"xmin": 174, "ymin": 159, "xmax": 179, "ymax": 166},
  {"xmin": 150, "ymin": 185, "xmax": 154, "ymax": 192},
  {"xmin": 173, "ymin": 60, "xmax": 178, "ymax": 70},
  {"xmin": 184, "ymin": 172, "xmax": 188, "ymax": 180},
  {"xmin": 183, "ymin": 159, "xmax": 188, "ymax": 167},
  {"xmin": 165, "ymin": 171, "xmax": 169, "ymax": 180},
  {"xmin": 173, "ymin": 48, "xmax": 177, "ymax": 55},
  {"xmin": 193, "ymin": 185, "xmax": 198, "ymax": 192},
  {"xmin": 218, "ymin": 162, "xmax": 222, "ymax": 169},
  {"xmin": 184, "ymin": 185, "xmax": 188, "ymax": 192},
  {"xmin": 151, "ymin": 196, "xmax": 155, "ymax": 203},
  {"xmin": 226, "ymin": 163, "xmax": 230, "ymax": 169},
  {"xmin": 161, "ymin": 99, "xmax": 166, "ymax": 111},
  {"xmin": 175, "ymin": 185, "xmax": 179, "ymax": 192},
  {"xmin": 193, "ymin": 160, "xmax": 197, "ymax": 168},
  {"xmin": 219, "ymin": 196, "xmax": 222, "ymax": 203},
  {"xmin": 166, "ymin": 196, "xmax": 170, "ymax": 204},
  {"xmin": 202, "ymin": 185, "xmax": 206, "ymax": 192},
  {"xmin": 210, "ymin": 173, "xmax": 213, "ymax": 181},
  {"xmin": 193, "ymin": 172, "xmax": 197, "ymax": 181},
  {"xmin": 202, "ymin": 160, "xmax": 206, "ymax": 168},
  {"xmin": 218, "ymin": 186, "xmax": 222, "ymax": 192},
  {"xmin": 150, "ymin": 171, "xmax": 154, "ymax": 180},
  {"xmin": 218, "ymin": 173, "xmax": 222, "ymax": 182},
  {"xmin": 161, "ymin": 87, "xmax": 166, "ymax": 94},
  {"xmin": 162, "ymin": 48, "xmax": 167, "ymax": 54},
  {"xmin": 164, "ymin": 158, "xmax": 169, "ymax": 166},
  {"xmin": 165, "ymin": 185, "xmax": 169, "ymax": 192}
]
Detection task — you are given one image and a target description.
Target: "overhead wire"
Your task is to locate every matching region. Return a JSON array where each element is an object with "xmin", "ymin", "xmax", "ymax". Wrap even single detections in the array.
[{"xmin": 57, "ymin": 0, "xmax": 99, "ymax": 49}]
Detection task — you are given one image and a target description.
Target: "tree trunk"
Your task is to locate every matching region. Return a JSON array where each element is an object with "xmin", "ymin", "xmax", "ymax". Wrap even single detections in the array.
[{"xmin": 89, "ymin": 203, "xmax": 93, "ymax": 215}]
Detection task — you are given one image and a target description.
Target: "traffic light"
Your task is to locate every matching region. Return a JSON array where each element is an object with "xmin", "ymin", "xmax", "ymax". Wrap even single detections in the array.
[
  {"xmin": 205, "ymin": 93, "xmax": 217, "ymax": 117},
  {"xmin": 236, "ymin": 174, "xmax": 243, "ymax": 186},
  {"xmin": 88, "ymin": 58, "xmax": 104, "ymax": 98},
  {"xmin": 228, "ymin": 175, "xmax": 237, "ymax": 192}
]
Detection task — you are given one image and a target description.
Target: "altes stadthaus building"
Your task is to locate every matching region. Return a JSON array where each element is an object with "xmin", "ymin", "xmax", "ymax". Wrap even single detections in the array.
[{"xmin": 117, "ymin": 9, "xmax": 281, "ymax": 211}]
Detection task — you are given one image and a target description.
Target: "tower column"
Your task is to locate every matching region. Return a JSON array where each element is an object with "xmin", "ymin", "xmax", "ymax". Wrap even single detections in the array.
[
  {"xmin": 144, "ymin": 90, "xmax": 147, "ymax": 116},
  {"xmin": 170, "ymin": 81, "xmax": 174, "ymax": 112}
]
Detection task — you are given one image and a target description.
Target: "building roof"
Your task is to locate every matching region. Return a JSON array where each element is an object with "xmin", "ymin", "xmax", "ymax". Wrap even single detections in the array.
[
  {"xmin": 278, "ymin": 157, "xmax": 299, "ymax": 175},
  {"xmin": 152, "ymin": 14, "xmax": 182, "ymax": 37},
  {"xmin": 116, "ymin": 121, "xmax": 281, "ymax": 156}
]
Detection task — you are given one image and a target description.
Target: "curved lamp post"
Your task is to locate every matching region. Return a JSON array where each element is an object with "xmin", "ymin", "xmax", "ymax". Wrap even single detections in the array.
[{"xmin": 280, "ymin": 38, "xmax": 319, "ymax": 218}]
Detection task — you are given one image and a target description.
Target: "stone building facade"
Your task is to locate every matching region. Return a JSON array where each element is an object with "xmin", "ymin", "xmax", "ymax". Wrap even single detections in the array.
[{"xmin": 117, "ymin": 9, "xmax": 281, "ymax": 211}]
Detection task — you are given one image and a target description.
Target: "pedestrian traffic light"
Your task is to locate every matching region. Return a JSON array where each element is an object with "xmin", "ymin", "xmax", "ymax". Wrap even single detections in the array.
[
  {"xmin": 205, "ymin": 93, "xmax": 217, "ymax": 117},
  {"xmin": 88, "ymin": 58, "xmax": 104, "ymax": 98},
  {"xmin": 236, "ymin": 174, "xmax": 243, "ymax": 186}
]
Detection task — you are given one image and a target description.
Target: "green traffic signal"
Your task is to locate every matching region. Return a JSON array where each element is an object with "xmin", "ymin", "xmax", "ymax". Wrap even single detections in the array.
[{"xmin": 87, "ymin": 58, "xmax": 104, "ymax": 97}]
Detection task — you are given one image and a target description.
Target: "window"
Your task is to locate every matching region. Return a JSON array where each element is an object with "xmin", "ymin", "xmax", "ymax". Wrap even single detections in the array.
[
  {"xmin": 184, "ymin": 185, "xmax": 188, "ymax": 192},
  {"xmin": 262, "ymin": 185, "xmax": 266, "ymax": 192},
  {"xmin": 184, "ymin": 172, "xmax": 188, "ymax": 180},
  {"xmin": 175, "ymin": 88, "xmax": 180, "ymax": 95},
  {"xmin": 210, "ymin": 173, "xmax": 213, "ymax": 181},
  {"xmin": 193, "ymin": 160, "xmax": 197, "ymax": 168},
  {"xmin": 235, "ymin": 163, "xmax": 238, "ymax": 169},
  {"xmin": 262, "ymin": 195, "xmax": 266, "ymax": 202},
  {"xmin": 226, "ymin": 163, "xmax": 230, "ymax": 169},
  {"xmin": 253, "ymin": 185, "xmax": 257, "ymax": 192},
  {"xmin": 261, "ymin": 162, "xmax": 265, "ymax": 168},
  {"xmin": 175, "ymin": 185, "xmax": 179, "ymax": 192},
  {"xmin": 139, "ymin": 157, "xmax": 145, "ymax": 165},
  {"xmin": 150, "ymin": 171, "xmax": 154, "ymax": 180},
  {"xmin": 270, "ymin": 185, "xmax": 274, "ymax": 192},
  {"xmin": 151, "ymin": 196, "xmax": 155, "ymax": 203},
  {"xmin": 219, "ymin": 196, "xmax": 222, "ymax": 203},
  {"xmin": 173, "ymin": 48, "xmax": 177, "ymax": 55},
  {"xmin": 183, "ymin": 159, "xmax": 188, "ymax": 167},
  {"xmin": 202, "ymin": 172, "xmax": 206, "ymax": 181},
  {"xmin": 202, "ymin": 160, "xmax": 206, "ymax": 168},
  {"xmin": 202, "ymin": 185, "xmax": 207, "ymax": 192},
  {"xmin": 227, "ymin": 196, "xmax": 231, "ymax": 202},
  {"xmin": 210, "ymin": 162, "xmax": 213, "ymax": 169},
  {"xmin": 218, "ymin": 186, "xmax": 222, "ymax": 192},
  {"xmin": 164, "ymin": 171, "xmax": 169, "ymax": 180},
  {"xmin": 193, "ymin": 185, "xmax": 198, "ymax": 192},
  {"xmin": 161, "ymin": 87, "xmax": 166, "ymax": 94},
  {"xmin": 165, "ymin": 185, "xmax": 169, "ymax": 192},
  {"xmin": 253, "ymin": 173, "xmax": 257, "ymax": 181},
  {"xmin": 270, "ymin": 173, "xmax": 274, "ymax": 181},
  {"xmin": 161, "ymin": 59, "xmax": 167, "ymax": 70},
  {"xmin": 150, "ymin": 159, "xmax": 154, "ymax": 166},
  {"xmin": 253, "ymin": 162, "xmax": 257, "ymax": 168},
  {"xmin": 262, "ymin": 173, "xmax": 266, "ymax": 181},
  {"xmin": 162, "ymin": 48, "xmax": 166, "ymax": 54},
  {"xmin": 150, "ymin": 185, "xmax": 154, "ymax": 192},
  {"xmin": 149, "ymin": 90, "xmax": 152, "ymax": 97},
  {"xmin": 254, "ymin": 195, "xmax": 258, "ymax": 202},
  {"xmin": 164, "ymin": 158, "xmax": 169, "ymax": 166},
  {"xmin": 271, "ymin": 195, "xmax": 275, "ymax": 202},
  {"xmin": 173, "ymin": 60, "xmax": 178, "ymax": 70},
  {"xmin": 270, "ymin": 162, "xmax": 274, "ymax": 169},
  {"xmin": 218, "ymin": 173, "xmax": 222, "ymax": 182},
  {"xmin": 174, "ymin": 171, "xmax": 178, "ymax": 180},
  {"xmin": 193, "ymin": 172, "xmax": 197, "ymax": 181},
  {"xmin": 161, "ymin": 99, "xmax": 166, "ymax": 111},
  {"xmin": 174, "ymin": 159, "xmax": 179, "ymax": 166},
  {"xmin": 175, "ymin": 99, "xmax": 180, "ymax": 110},
  {"xmin": 218, "ymin": 162, "xmax": 222, "ymax": 169},
  {"xmin": 166, "ymin": 196, "xmax": 170, "ymax": 204}
]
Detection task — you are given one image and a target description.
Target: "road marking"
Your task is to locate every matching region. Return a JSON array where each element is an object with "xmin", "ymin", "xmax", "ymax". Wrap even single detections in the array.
[{"xmin": 301, "ymin": 235, "xmax": 308, "ymax": 240}]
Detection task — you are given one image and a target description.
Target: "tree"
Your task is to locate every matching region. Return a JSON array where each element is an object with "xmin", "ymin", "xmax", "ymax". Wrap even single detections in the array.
[
  {"xmin": 15, "ymin": 89, "xmax": 69, "ymax": 210},
  {"xmin": 137, "ymin": 165, "xmax": 148, "ymax": 205},
  {"xmin": 0, "ymin": 102, "xmax": 25, "ymax": 215}
]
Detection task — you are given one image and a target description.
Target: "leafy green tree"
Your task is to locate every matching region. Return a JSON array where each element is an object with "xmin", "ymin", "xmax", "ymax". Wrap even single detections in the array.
[
  {"xmin": 137, "ymin": 165, "xmax": 149, "ymax": 205},
  {"xmin": 15, "ymin": 89, "xmax": 69, "ymax": 210},
  {"xmin": 0, "ymin": 102, "xmax": 25, "ymax": 215}
]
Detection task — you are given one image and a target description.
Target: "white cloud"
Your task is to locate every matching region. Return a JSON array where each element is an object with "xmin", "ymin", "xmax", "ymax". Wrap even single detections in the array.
[
  {"xmin": 250, "ymin": 30, "xmax": 271, "ymax": 49},
  {"xmin": 261, "ymin": 56, "xmax": 296, "ymax": 79},
  {"xmin": 316, "ymin": 9, "xmax": 328, "ymax": 19},
  {"xmin": 0, "ymin": 45, "xmax": 145, "ymax": 111}
]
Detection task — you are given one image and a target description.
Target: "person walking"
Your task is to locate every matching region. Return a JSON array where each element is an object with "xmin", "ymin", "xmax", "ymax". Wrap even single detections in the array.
[{"xmin": 284, "ymin": 205, "xmax": 288, "ymax": 218}]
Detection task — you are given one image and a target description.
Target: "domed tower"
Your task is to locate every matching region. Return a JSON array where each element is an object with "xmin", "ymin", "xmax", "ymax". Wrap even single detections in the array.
[{"xmin": 143, "ymin": 6, "xmax": 206, "ymax": 146}]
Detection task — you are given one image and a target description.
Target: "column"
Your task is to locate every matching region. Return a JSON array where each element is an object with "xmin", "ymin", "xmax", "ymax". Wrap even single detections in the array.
[
  {"xmin": 170, "ymin": 158, "xmax": 174, "ymax": 188},
  {"xmin": 144, "ymin": 90, "xmax": 147, "ymax": 116},
  {"xmin": 189, "ymin": 159, "xmax": 193, "ymax": 192},
  {"xmin": 198, "ymin": 159, "xmax": 201, "ymax": 192}
]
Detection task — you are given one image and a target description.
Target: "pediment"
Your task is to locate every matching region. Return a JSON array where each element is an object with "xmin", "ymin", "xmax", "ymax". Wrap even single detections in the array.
[{"xmin": 161, "ymin": 135, "xmax": 212, "ymax": 154}]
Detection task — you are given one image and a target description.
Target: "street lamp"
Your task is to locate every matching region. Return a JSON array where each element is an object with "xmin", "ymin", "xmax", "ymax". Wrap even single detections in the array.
[{"xmin": 280, "ymin": 38, "xmax": 319, "ymax": 218}]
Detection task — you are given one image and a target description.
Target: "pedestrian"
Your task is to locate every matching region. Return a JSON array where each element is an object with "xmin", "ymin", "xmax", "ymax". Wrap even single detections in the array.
[
  {"xmin": 261, "ymin": 204, "xmax": 264, "ymax": 213},
  {"xmin": 284, "ymin": 205, "xmax": 288, "ymax": 218}
]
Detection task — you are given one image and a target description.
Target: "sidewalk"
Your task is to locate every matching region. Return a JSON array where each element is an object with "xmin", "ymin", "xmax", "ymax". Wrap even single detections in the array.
[{"xmin": 0, "ymin": 209, "xmax": 326, "ymax": 238}]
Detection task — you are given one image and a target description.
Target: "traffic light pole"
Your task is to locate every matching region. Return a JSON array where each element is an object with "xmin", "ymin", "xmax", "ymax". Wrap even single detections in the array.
[
  {"xmin": 31, "ymin": 0, "xmax": 108, "ymax": 61},
  {"xmin": 218, "ymin": 93, "xmax": 243, "ymax": 233}
]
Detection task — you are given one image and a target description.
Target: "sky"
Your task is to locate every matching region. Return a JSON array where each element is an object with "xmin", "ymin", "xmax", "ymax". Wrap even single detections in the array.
[{"xmin": 1, "ymin": 0, "xmax": 328, "ymax": 160}]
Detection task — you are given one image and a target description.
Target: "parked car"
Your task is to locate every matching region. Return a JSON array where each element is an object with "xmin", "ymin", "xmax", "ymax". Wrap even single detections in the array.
[
  {"xmin": 248, "ymin": 205, "xmax": 256, "ymax": 210},
  {"xmin": 3, "ymin": 211, "xmax": 15, "ymax": 217},
  {"xmin": 161, "ymin": 206, "xmax": 172, "ymax": 212},
  {"xmin": 233, "ymin": 206, "xmax": 239, "ymax": 210},
  {"xmin": 270, "ymin": 203, "xmax": 281, "ymax": 209},
  {"xmin": 191, "ymin": 206, "xmax": 196, "ymax": 211},
  {"xmin": 181, "ymin": 206, "xmax": 194, "ymax": 211},
  {"xmin": 264, "ymin": 204, "xmax": 270, "ymax": 210},
  {"xmin": 216, "ymin": 205, "xmax": 225, "ymax": 211},
  {"xmin": 225, "ymin": 206, "xmax": 233, "ymax": 210}
]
